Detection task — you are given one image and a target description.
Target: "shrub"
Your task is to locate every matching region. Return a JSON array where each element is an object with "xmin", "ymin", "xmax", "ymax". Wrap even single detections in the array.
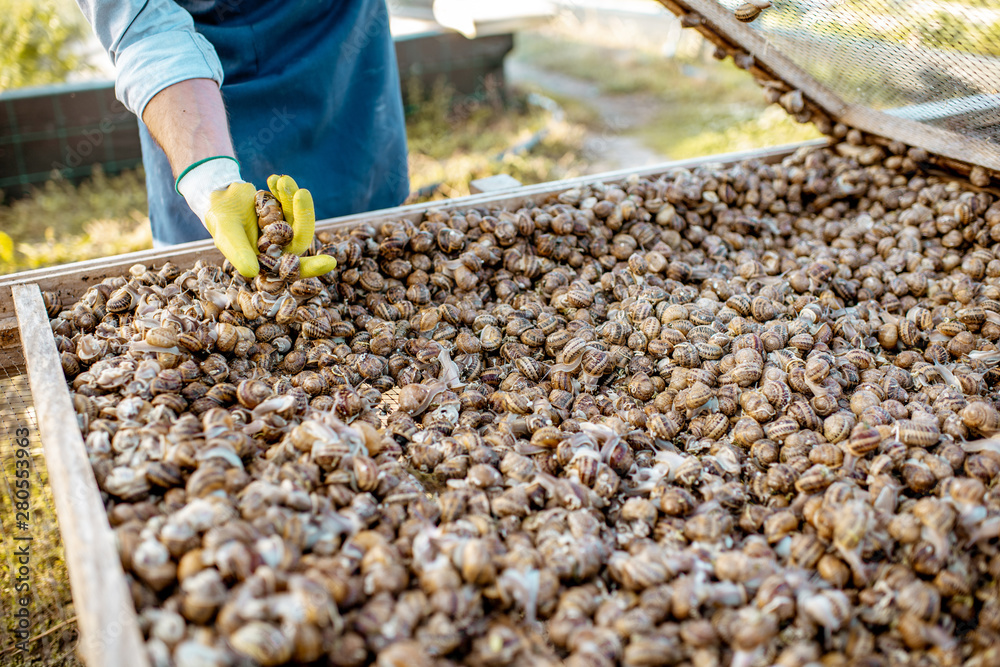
[{"xmin": 0, "ymin": 0, "xmax": 88, "ymax": 90}]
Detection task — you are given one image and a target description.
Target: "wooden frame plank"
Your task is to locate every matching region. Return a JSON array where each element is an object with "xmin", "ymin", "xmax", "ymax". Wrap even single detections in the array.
[
  {"xmin": 0, "ymin": 140, "xmax": 822, "ymax": 325},
  {"xmin": 12, "ymin": 284, "xmax": 148, "ymax": 667},
  {"xmin": 838, "ymin": 105, "xmax": 1000, "ymax": 173},
  {"xmin": 653, "ymin": 0, "xmax": 1000, "ymax": 173}
]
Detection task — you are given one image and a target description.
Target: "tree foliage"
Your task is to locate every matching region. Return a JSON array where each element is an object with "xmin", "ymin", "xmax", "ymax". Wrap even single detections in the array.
[{"xmin": 0, "ymin": 0, "xmax": 87, "ymax": 91}]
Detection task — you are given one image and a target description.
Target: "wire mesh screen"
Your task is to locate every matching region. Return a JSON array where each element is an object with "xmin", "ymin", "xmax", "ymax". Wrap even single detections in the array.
[
  {"xmin": 713, "ymin": 0, "xmax": 1000, "ymax": 144},
  {"xmin": 0, "ymin": 348, "xmax": 80, "ymax": 665}
]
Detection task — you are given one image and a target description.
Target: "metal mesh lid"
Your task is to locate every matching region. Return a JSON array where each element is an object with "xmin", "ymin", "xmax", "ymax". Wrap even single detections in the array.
[{"xmin": 655, "ymin": 0, "xmax": 1000, "ymax": 176}]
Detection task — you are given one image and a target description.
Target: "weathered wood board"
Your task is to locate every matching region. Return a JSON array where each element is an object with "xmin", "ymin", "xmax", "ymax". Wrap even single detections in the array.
[{"xmin": 12, "ymin": 284, "xmax": 149, "ymax": 667}]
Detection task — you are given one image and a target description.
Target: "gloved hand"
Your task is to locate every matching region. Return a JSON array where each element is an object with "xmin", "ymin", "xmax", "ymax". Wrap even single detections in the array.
[
  {"xmin": 260, "ymin": 174, "xmax": 337, "ymax": 277},
  {"xmin": 176, "ymin": 157, "xmax": 337, "ymax": 278}
]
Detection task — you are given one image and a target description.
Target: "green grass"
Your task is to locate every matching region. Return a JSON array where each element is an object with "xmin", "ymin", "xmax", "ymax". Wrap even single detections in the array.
[
  {"xmin": 510, "ymin": 34, "xmax": 822, "ymax": 160},
  {"xmin": 403, "ymin": 78, "xmax": 588, "ymax": 201},
  {"xmin": 0, "ymin": 167, "xmax": 147, "ymax": 245},
  {"xmin": 405, "ymin": 78, "xmax": 547, "ymax": 160},
  {"xmin": 644, "ymin": 104, "xmax": 821, "ymax": 160},
  {"xmin": 0, "ymin": 167, "xmax": 151, "ymax": 274},
  {"xmin": 512, "ymin": 33, "xmax": 687, "ymax": 97}
]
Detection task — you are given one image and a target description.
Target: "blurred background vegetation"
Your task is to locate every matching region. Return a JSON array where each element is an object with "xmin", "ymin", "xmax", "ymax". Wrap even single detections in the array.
[
  {"xmin": 0, "ymin": 0, "xmax": 89, "ymax": 90},
  {"xmin": 830, "ymin": 0, "xmax": 1000, "ymax": 56}
]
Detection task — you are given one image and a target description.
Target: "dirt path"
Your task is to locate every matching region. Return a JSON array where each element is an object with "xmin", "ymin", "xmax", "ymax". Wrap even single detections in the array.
[{"xmin": 506, "ymin": 60, "xmax": 669, "ymax": 173}]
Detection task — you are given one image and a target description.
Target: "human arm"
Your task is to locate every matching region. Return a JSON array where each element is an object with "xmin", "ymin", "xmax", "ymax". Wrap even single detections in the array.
[
  {"xmin": 73, "ymin": 0, "xmax": 257, "ymax": 269},
  {"xmin": 75, "ymin": 1, "xmax": 335, "ymax": 277},
  {"xmin": 140, "ymin": 78, "xmax": 263, "ymax": 276},
  {"xmin": 143, "ymin": 80, "xmax": 259, "ymax": 275},
  {"xmin": 142, "ymin": 78, "xmax": 234, "ymax": 174}
]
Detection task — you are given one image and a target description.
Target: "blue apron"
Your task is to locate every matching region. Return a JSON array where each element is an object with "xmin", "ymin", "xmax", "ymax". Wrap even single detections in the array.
[{"xmin": 141, "ymin": 0, "xmax": 409, "ymax": 245}]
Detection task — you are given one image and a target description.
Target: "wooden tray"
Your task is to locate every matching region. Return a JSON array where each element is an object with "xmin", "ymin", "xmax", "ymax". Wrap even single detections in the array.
[
  {"xmin": 0, "ymin": 142, "xmax": 821, "ymax": 665},
  {"xmin": 12, "ymin": 284, "xmax": 148, "ymax": 667},
  {"xmin": 8, "ymin": 6, "xmax": 1000, "ymax": 659}
]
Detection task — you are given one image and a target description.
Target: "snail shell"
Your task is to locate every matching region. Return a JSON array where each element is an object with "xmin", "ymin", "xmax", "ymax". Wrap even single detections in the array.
[
  {"xmin": 845, "ymin": 423, "xmax": 881, "ymax": 456},
  {"xmin": 961, "ymin": 401, "xmax": 1000, "ymax": 436},
  {"xmin": 289, "ymin": 277, "xmax": 323, "ymax": 299},
  {"xmin": 581, "ymin": 348, "xmax": 612, "ymax": 376},
  {"xmin": 301, "ymin": 317, "xmax": 332, "ymax": 339},
  {"xmin": 236, "ymin": 379, "xmax": 272, "ymax": 409},
  {"xmin": 230, "ymin": 621, "xmax": 294, "ymax": 666},
  {"xmin": 398, "ymin": 382, "xmax": 447, "ymax": 416},
  {"xmin": 264, "ymin": 221, "xmax": 294, "ymax": 247},
  {"xmin": 734, "ymin": 2, "xmax": 763, "ymax": 21},
  {"xmin": 278, "ymin": 253, "xmax": 301, "ymax": 282},
  {"xmin": 145, "ymin": 327, "xmax": 179, "ymax": 349},
  {"xmin": 896, "ymin": 419, "xmax": 941, "ymax": 447},
  {"xmin": 763, "ymin": 415, "xmax": 799, "ymax": 442},
  {"xmin": 255, "ymin": 190, "xmax": 283, "ymax": 226},
  {"xmin": 822, "ymin": 411, "xmax": 855, "ymax": 444},
  {"xmin": 106, "ymin": 287, "xmax": 135, "ymax": 313},
  {"xmin": 257, "ymin": 252, "xmax": 280, "ymax": 274}
]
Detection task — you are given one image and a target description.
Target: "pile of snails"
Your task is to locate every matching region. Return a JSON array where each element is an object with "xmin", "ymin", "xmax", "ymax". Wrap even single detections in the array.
[{"xmin": 49, "ymin": 140, "xmax": 1000, "ymax": 666}]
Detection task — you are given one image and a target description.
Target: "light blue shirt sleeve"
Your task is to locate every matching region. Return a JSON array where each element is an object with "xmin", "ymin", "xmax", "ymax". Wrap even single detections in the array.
[{"xmin": 75, "ymin": 0, "xmax": 224, "ymax": 119}]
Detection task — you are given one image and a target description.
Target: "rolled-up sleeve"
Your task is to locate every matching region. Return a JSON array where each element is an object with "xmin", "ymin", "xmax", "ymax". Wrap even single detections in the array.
[{"xmin": 75, "ymin": 0, "xmax": 224, "ymax": 119}]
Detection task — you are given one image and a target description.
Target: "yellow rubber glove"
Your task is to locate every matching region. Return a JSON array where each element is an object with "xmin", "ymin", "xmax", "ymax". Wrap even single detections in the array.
[
  {"xmin": 266, "ymin": 174, "xmax": 337, "ymax": 278},
  {"xmin": 178, "ymin": 160, "xmax": 336, "ymax": 279},
  {"xmin": 204, "ymin": 183, "xmax": 260, "ymax": 278},
  {"xmin": 177, "ymin": 158, "xmax": 260, "ymax": 278}
]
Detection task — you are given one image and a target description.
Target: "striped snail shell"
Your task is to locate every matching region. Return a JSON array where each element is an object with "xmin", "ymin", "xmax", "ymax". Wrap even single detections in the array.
[{"xmin": 734, "ymin": 2, "xmax": 763, "ymax": 23}]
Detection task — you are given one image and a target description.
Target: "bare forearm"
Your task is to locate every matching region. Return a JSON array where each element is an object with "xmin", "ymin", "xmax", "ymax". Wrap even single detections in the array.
[{"xmin": 141, "ymin": 79, "xmax": 235, "ymax": 177}]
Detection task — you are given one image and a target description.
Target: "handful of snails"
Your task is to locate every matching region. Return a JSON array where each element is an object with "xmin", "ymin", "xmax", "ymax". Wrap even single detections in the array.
[
  {"xmin": 254, "ymin": 190, "xmax": 301, "ymax": 283},
  {"xmin": 255, "ymin": 190, "xmax": 294, "ymax": 252}
]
